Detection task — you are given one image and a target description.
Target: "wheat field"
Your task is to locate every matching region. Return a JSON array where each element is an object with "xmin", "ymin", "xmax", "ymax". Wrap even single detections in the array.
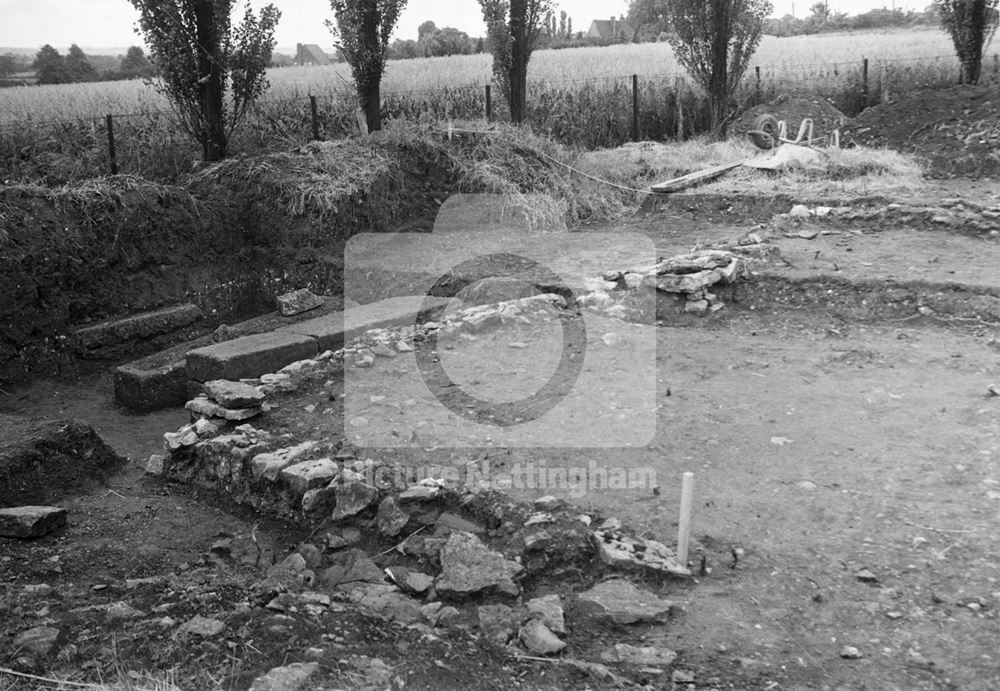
[{"xmin": 0, "ymin": 28, "xmax": 989, "ymax": 125}]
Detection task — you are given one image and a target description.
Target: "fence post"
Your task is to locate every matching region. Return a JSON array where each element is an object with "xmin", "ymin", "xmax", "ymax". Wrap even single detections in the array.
[
  {"xmin": 862, "ymin": 57, "xmax": 869, "ymax": 106},
  {"xmin": 675, "ymin": 77, "xmax": 685, "ymax": 141},
  {"xmin": 105, "ymin": 114, "xmax": 118, "ymax": 175},
  {"xmin": 485, "ymin": 84, "xmax": 492, "ymax": 121},
  {"xmin": 309, "ymin": 95, "xmax": 320, "ymax": 141},
  {"xmin": 631, "ymin": 74, "xmax": 639, "ymax": 142},
  {"xmin": 755, "ymin": 65, "xmax": 762, "ymax": 103}
]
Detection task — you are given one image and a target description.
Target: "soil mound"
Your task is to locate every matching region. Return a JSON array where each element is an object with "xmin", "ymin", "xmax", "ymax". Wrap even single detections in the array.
[
  {"xmin": 0, "ymin": 415, "xmax": 124, "ymax": 506},
  {"xmin": 734, "ymin": 94, "xmax": 848, "ymax": 143},
  {"xmin": 843, "ymin": 85, "xmax": 1000, "ymax": 179}
]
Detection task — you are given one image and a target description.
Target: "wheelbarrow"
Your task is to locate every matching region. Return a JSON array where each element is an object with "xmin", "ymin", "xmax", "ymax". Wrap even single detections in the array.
[{"xmin": 648, "ymin": 114, "xmax": 839, "ymax": 194}]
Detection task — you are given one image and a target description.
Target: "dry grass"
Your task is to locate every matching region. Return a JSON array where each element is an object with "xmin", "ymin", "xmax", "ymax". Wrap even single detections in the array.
[
  {"xmin": 578, "ymin": 137, "xmax": 926, "ymax": 199},
  {"xmin": 0, "ymin": 667, "xmax": 182, "ymax": 691}
]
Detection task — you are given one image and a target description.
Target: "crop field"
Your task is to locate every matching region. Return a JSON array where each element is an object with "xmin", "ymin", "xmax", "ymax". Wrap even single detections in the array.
[{"xmin": 1, "ymin": 28, "xmax": 997, "ymax": 182}]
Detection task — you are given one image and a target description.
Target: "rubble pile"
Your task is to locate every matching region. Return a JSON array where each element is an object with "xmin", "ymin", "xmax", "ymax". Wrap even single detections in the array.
[
  {"xmin": 590, "ymin": 250, "xmax": 747, "ymax": 317},
  {"xmin": 775, "ymin": 199, "xmax": 1000, "ymax": 237}
]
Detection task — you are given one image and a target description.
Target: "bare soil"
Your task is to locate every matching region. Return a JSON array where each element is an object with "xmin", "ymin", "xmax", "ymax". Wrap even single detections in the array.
[
  {"xmin": 2, "ymin": 182, "xmax": 1000, "ymax": 689},
  {"xmin": 843, "ymin": 84, "xmax": 1000, "ymax": 179}
]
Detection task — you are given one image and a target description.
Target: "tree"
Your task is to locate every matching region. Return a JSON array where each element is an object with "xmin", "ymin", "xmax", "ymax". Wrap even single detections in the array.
[
  {"xmin": 130, "ymin": 0, "xmax": 279, "ymax": 161},
  {"xmin": 664, "ymin": 0, "xmax": 771, "ymax": 136},
  {"xmin": 627, "ymin": 0, "xmax": 671, "ymax": 41},
  {"xmin": 418, "ymin": 20, "xmax": 437, "ymax": 39},
  {"xmin": 479, "ymin": 0, "xmax": 551, "ymax": 124},
  {"xmin": 328, "ymin": 0, "xmax": 407, "ymax": 133},
  {"xmin": 0, "ymin": 53, "xmax": 17, "ymax": 79},
  {"xmin": 937, "ymin": 0, "xmax": 999, "ymax": 83},
  {"xmin": 65, "ymin": 44, "xmax": 98, "ymax": 82},
  {"xmin": 119, "ymin": 46, "xmax": 156, "ymax": 79},
  {"xmin": 34, "ymin": 44, "xmax": 69, "ymax": 84}
]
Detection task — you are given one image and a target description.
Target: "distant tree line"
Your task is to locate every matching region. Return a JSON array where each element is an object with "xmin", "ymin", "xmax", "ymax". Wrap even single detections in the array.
[{"xmin": 2, "ymin": 44, "xmax": 159, "ymax": 86}]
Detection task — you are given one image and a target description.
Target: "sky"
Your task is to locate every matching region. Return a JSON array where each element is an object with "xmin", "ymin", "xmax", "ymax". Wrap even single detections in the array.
[{"xmin": 0, "ymin": 0, "xmax": 924, "ymax": 54}]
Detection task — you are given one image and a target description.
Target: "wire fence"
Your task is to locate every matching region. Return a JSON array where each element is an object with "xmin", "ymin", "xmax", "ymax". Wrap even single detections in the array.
[{"xmin": 1, "ymin": 53, "xmax": 994, "ymax": 183}]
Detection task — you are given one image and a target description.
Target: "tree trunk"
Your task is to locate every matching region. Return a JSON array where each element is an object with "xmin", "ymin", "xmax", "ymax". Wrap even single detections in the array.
[
  {"xmin": 708, "ymin": 0, "xmax": 731, "ymax": 138},
  {"xmin": 360, "ymin": 9, "xmax": 382, "ymax": 132},
  {"xmin": 361, "ymin": 77, "xmax": 382, "ymax": 132},
  {"xmin": 195, "ymin": 0, "xmax": 226, "ymax": 160},
  {"xmin": 509, "ymin": 0, "xmax": 528, "ymax": 124}
]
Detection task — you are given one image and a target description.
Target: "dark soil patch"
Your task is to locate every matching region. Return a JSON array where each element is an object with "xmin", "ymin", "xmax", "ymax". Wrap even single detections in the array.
[
  {"xmin": 844, "ymin": 84, "xmax": 1000, "ymax": 178},
  {"xmin": 733, "ymin": 93, "xmax": 849, "ymax": 143},
  {"xmin": 0, "ymin": 415, "xmax": 124, "ymax": 507}
]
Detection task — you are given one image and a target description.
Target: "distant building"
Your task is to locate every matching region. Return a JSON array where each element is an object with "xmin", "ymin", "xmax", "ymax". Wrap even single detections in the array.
[
  {"xmin": 295, "ymin": 43, "xmax": 331, "ymax": 66},
  {"xmin": 586, "ymin": 16, "xmax": 635, "ymax": 42}
]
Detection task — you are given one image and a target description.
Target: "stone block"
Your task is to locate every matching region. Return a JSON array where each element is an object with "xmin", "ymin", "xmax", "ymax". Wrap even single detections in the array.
[
  {"xmin": 279, "ymin": 458, "xmax": 339, "ymax": 496},
  {"xmin": 187, "ymin": 332, "xmax": 318, "ymax": 383},
  {"xmin": 0, "ymin": 506, "xmax": 67, "ymax": 538}
]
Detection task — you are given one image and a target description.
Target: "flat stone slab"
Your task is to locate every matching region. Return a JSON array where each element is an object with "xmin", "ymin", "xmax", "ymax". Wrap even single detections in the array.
[
  {"xmin": 577, "ymin": 578, "xmax": 675, "ymax": 624},
  {"xmin": 249, "ymin": 662, "xmax": 319, "ymax": 691},
  {"xmin": 277, "ymin": 289, "xmax": 324, "ymax": 317},
  {"xmin": 435, "ymin": 531, "xmax": 523, "ymax": 597},
  {"xmin": 114, "ymin": 341, "xmax": 206, "ymax": 413},
  {"xmin": 203, "ymin": 380, "xmax": 266, "ymax": 408},
  {"xmin": 0, "ymin": 506, "xmax": 67, "ymax": 538},
  {"xmin": 73, "ymin": 303, "xmax": 203, "ymax": 353},
  {"xmin": 279, "ymin": 296, "xmax": 452, "ymax": 351},
  {"xmin": 185, "ymin": 396, "xmax": 266, "ymax": 422},
  {"xmin": 187, "ymin": 332, "xmax": 318, "ymax": 383},
  {"xmin": 114, "ymin": 297, "xmax": 340, "ymax": 412}
]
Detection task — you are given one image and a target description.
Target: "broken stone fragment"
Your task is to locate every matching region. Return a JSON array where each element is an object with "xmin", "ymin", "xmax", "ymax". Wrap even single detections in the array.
[
  {"xmin": 376, "ymin": 496, "xmax": 410, "ymax": 537},
  {"xmin": 435, "ymin": 531, "xmax": 523, "ymax": 598},
  {"xmin": 593, "ymin": 530, "xmax": 691, "ymax": 577},
  {"xmin": 164, "ymin": 425, "xmax": 199, "ymax": 451},
  {"xmin": 176, "ymin": 615, "xmax": 225, "ymax": 638},
  {"xmin": 279, "ymin": 458, "xmax": 339, "ymax": 496},
  {"xmin": 14, "ymin": 626, "xmax": 60, "ymax": 655},
  {"xmin": 340, "ymin": 583, "xmax": 422, "ymax": 624},
  {"xmin": 477, "ymin": 604, "xmax": 516, "ymax": 645},
  {"xmin": 249, "ymin": 662, "xmax": 320, "ymax": 691},
  {"xmin": 331, "ymin": 481, "xmax": 379, "ymax": 521},
  {"xmin": 527, "ymin": 594, "xmax": 566, "ymax": 634},
  {"xmin": 276, "ymin": 288, "xmax": 324, "ymax": 317},
  {"xmin": 279, "ymin": 359, "xmax": 323, "ymax": 377},
  {"xmin": 372, "ymin": 343, "xmax": 397, "ymax": 358},
  {"xmin": 600, "ymin": 643, "xmax": 677, "ymax": 666},
  {"xmin": 684, "ymin": 299, "xmax": 710, "ymax": 316},
  {"xmin": 519, "ymin": 619, "xmax": 565, "ymax": 655},
  {"xmin": 435, "ymin": 512, "xmax": 485, "ymax": 535},
  {"xmin": 0, "ymin": 506, "xmax": 67, "ymax": 539},
  {"xmin": 577, "ymin": 578, "xmax": 675, "ymax": 624},
  {"xmin": 259, "ymin": 372, "xmax": 297, "ymax": 395},
  {"xmin": 146, "ymin": 454, "xmax": 166, "ymax": 475},
  {"xmin": 185, "ymin": 396, "xmax": 266, "ymax": 422},
  {"xmin": 203, "ymin": 379, "xmax": 266, "ymax": 409},
  {"xmin": 250, "ymin": 441, "xmax": 319, "ymax": 481},
  {"xmin": 399, "ymin": 484, "xmax": 440, "ymax": 502}
]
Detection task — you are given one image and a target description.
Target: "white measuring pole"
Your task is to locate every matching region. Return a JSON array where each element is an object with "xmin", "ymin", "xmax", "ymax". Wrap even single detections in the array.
[{"xmin": 677, "ymin": 472, "xmax": 694, "ymax": 566}]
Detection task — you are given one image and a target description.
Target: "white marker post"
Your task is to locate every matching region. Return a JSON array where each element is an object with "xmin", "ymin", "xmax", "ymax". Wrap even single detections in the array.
[{"xmin": 677, "ymin": 472, "xmax": 694, "ymax": 567}]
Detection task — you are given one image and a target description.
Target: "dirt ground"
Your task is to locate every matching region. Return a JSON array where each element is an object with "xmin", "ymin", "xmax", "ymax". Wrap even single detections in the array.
[{"xmin": 3, "ymin": 184, "xmax": 1000, "ymax": 690}]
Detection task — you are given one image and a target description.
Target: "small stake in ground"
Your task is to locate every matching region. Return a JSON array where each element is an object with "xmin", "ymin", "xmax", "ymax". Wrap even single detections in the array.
[{"xmin": 677, "ymin": 472, "xmax": 694, "ymax": 566}]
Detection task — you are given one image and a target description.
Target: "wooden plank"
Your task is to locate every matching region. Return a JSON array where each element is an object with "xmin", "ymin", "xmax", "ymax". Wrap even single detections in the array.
[{"xmin": 650, "ymin": 159, "xmax": 749, "ymax": 193}]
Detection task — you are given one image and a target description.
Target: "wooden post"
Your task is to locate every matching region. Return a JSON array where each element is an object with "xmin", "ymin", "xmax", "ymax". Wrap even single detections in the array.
[
  {"xmin": 675, "ymin": 77, "xmax": 685, "ymax": 141},
  {"xmin": 755, "ymin": 65, "xmax": 762, "ymax": 103},
  {"xmin": 677, "ymin": 472, "xmax": 694, "ymax": 566},
  {"xmin": 105, "ymin": 114, "xmax": 118, "ymax": 175},
  {"xmin": 485, "ymin": 84, "xmax": 492, "ymax": 121},
  {"xmin": 880, "ymin": 63, "xmax": 888, "ymax": 104},
  {"xmin": 309, "ymin": 95, "xmax": 320, "ymax": 141},
  {"xmin": 862, "ymin": 57, "xmax": 869, "ymax": 106},
  {"xmin": 631, "ymin": 74, "xmax": 639, "ymax": 142}
]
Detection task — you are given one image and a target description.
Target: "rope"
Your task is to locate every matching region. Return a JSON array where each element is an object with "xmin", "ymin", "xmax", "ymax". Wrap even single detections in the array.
[{"xmin": 439, "ymin": 125, "xmax": 652, "ymax": 195}]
